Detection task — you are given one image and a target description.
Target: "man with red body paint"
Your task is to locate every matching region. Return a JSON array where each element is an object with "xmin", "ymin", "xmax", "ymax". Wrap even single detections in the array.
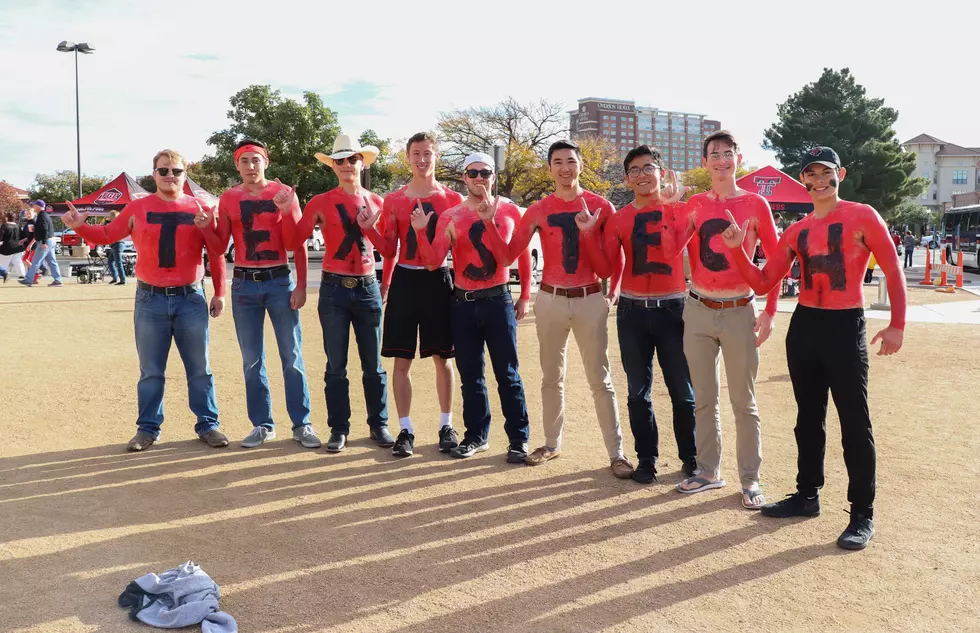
[
  {"xmin": 578, "ymin": 145, "xmax": 696, "ymax": 484},
  {"xmin": 413, "ymin": 152, "xmax": 532, "ymax": 462},
  {"xmin": 662, "ymin": 130, "xmax": 778, "ymax": 509},
  {"xmin": 481, "ymin": 139, "xmax": 633, "ymax": 479},
  {"xmin": 291, "ymin": 135, "xmax": 392, "ymax": 453},
  {"xmin": 721, "ymin": 146, "xmax": 906, "ymax": 550},
  {"xmin": 62, "ymin": 149, "xmax": 229, "ymax": 452},
  {"xmin": 206, "ymin": 139, "xmax": 319, "ymax": 450},
  {"xmin": 357, "ymin": 132, "xmax": 462, "ymax": 458}
]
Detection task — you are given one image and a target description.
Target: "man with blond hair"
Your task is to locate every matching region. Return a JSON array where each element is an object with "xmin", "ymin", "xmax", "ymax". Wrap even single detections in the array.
[{"xmin": 63, "ymin": 149, "xmax": 229, "ymax": 452}]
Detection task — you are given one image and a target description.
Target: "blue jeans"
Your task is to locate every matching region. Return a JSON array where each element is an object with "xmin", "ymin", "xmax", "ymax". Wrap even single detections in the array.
[
  {"xmin": 25, "ymin": 238, "xmax": 62, "ymax": 282},
  {"xmin": 317, "ymin": 280, "xmax": 388, "ymax": 434},
  {"xmin": 231, "ymin": 274, "xmax": 311, "ymax": 430},
  {"xmin": 108, "ymin": 242, "xmax": 126, "ymax": 282},
  {"xmin": 616, "ymin": 298, "xmax": 696, "ymax": 462},
  {"xmin": 133, "ymin": 286, "xmax": 219, "ymax": 437},
  {"xmin": 451, "ymin": 291, "xmax": 530, "ymax": 445}
]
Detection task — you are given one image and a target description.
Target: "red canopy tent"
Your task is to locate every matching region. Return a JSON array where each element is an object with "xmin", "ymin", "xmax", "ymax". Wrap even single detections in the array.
[
  {"xmin": 183, "ymin": 176, "xmax": 219, "ymax": 208},
  {"xmin": 736, "ymin": 166, "xmax": 813, "ymax": 215},
  {"xmin": 49, "ymin": 172, "xmax": 149, "ymax": 216}
]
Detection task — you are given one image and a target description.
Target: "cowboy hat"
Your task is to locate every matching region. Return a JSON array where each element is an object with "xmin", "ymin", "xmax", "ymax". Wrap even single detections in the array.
[{"xmin": 315, "ymin": 134, "xmax": 379, "ymax": 167}]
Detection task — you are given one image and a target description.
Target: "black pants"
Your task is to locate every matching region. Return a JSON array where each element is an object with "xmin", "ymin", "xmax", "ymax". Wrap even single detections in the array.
[
  {"xmin": 786, "ymin": 305, "xmax": 875, "ymax": 516},
  {"xmin": 904, "ymin": 250, "xmax": 913, "ymax": 268}
]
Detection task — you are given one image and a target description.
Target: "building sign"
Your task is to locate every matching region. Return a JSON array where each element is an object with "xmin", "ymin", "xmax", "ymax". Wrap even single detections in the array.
[
  {"xmin": 596, "ymin": 102, "xmax": 634, "ymax": 112},
  {"xmin": 753, "ymin": 176, "xmax": 781, "ymax": 197}
]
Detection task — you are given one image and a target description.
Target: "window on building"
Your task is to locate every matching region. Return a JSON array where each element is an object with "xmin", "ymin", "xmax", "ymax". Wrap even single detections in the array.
[
  {"xmin": 922, "ymin": 170, "xmax": 929, "ymax": 180},
  {"xmin": 921, "ymin": 192, "xmax": 929, "ymax": 200},
  {"xmin": 603, "ymin": 115, "xmax": 608, "ymax": 119},
  {"xmin": 953, "ymin": 170, "xmax": 968, "ymax": 184}
]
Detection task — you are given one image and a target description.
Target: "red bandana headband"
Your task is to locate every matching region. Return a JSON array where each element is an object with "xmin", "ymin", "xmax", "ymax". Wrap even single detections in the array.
[{"xmin": 234, "ymin": 144, "xmax": 269, "ymax": 164}]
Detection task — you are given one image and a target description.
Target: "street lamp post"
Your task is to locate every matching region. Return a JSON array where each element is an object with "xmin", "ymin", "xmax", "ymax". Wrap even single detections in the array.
[{"xmin": 56, "ymin": 41, "xmax": 95, "ymax": 200}]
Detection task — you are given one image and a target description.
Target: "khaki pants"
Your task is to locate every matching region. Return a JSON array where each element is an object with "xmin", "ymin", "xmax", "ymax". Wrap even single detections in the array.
[
  {"xmin": 533, "ymin": 291, "xmax": 624, "ymax": 460},
  {"xmin": 682, "ymin": 296, "xmax": 762, "ymax": 487}
]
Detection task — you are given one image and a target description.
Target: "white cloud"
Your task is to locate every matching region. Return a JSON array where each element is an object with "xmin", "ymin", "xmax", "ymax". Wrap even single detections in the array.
[{"xmin": 1, "ymin": 0, "xmax": 978, "ymax": 192}]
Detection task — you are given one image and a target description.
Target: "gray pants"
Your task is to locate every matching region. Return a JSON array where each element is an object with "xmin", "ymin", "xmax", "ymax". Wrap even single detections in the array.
[{"xmin": 682, "ymin": 296, "xmax": 762, "ymax": 487}]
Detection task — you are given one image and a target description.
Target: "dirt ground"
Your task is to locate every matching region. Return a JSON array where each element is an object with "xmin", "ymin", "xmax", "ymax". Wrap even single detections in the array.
[{"xmin": 0, "ymin": 281, "xmax": 977, "ymax": 632}]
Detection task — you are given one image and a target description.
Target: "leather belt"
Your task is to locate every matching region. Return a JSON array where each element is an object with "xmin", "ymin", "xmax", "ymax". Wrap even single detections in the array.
[
  {"xmin": 322, "ymin": 272, "xmax": 377, "ymax": 288},
  {"xmin": 454, "ymin": 284, "xmax": 508, "ymax": 301},
  {"xmin": 620, "ymin": 296, "xmax": 684, "ymax": 309},
  {"xmin": 540, "ymin": 282, "xmax": 603, "ymax": 298},
  {"xmin": 233, "ymin": 266, "xmax": 291, "ymax": 282},
  {"xmin": 136, "ymin": 280, "xmax": 202, "ymax": 296},
  {"xmin": 689, "ymin": 290, "xmax": 753, "ymax": 310}
]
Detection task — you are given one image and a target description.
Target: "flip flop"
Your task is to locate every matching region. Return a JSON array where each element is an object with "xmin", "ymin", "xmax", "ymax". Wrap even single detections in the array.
[
  {"xmin": 742, "ymin": 488, "xmax": 766, "ymax": 510},
  {"xmin": 676, "ymin": 475, "xmax": 727, "ymax": 494}
]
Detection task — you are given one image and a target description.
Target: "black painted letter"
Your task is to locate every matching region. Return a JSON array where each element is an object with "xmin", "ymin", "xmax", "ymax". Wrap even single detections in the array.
[
  {"xmin": 463, "ymin": 221, "xmax": 498, "ymax": 281},
  {"xmin": 547, "ymin": 212, "xmax": 581, "ymax": 275},
  {"xmin": 798, "ymin": 223, "xmax": 846, "ymax": 291},
  {"xmin": 333, "ymin": 203, "xmax": 367, "ymax": 261},
  {"xmin": 147, "ymin": 211, "xmax": 196, "ymax": 268},
  {"xmin": 405, "ymin": 202, "xmax": 438, "ymax": 261},
  {"xmin": 239, "ymin": 199, "xmax": 279, "ymax": 261},
  {"xmin": 632, "ymin": 211, "xmax": 671, "ymax": 276},
  {"xmin": 698, "ymin": 218, "xmax": 731, "ymax": 272}
]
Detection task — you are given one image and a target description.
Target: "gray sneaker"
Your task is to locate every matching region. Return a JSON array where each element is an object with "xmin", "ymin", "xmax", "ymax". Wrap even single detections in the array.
[
  {"xmin": 293, "ymin": 425, "xmax": 322, "ymax": 449},
  {"xmin": 241, "ymin": 426, "xmax": 275, "ymax": 448}
]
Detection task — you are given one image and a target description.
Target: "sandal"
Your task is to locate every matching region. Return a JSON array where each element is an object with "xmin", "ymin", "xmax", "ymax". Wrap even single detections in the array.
[
  {"xmin": 525, "ymin": 446, "xmax": 560, "ymax": 466},
  {"xmin": 676, "ymin": 475, "xmax": 727, "ymax": 494},
  {"xmin": 742, "ymin": 488, "xmax": 766, "ymax": 510}
]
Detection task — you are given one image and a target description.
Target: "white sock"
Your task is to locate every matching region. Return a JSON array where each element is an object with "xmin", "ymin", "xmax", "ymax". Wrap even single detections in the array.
[
  {"xmin": 440, "ymin": 412, "xmax": 452, "ymax": 429},
  {"xmin": 399, "ymin": 416, "xmax": 413, "ymax": 434}
]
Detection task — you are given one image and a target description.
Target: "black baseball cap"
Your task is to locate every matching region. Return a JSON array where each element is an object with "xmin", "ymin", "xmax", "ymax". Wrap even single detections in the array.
[{"xmin": 801, "ymin": 146, "xmax": 841, "ymax": 172}]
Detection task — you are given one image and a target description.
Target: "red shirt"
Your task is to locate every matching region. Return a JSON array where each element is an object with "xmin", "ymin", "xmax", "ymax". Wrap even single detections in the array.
[
  {"xmin": 73, "ymin": 194, "xmax": 227, "ymax": 296},
  {"xmin": 298, "ymin": 187, "xmax": 382, "ymax": 276},
  {"xmin": 731, "ymin": 200, "xmax": 907, "ymax": 330},
  {"xmin": 217, "ymin": 183, "xmax": 295, "ymax": 267},
  {"xmin": 363, "ymin": 184, "xmax": 463, "ymax": 287},
  {"xmin": 595, "ymin": 201, "xmax": 686, "ymax": 297},
  {"xmin": 666, "ymin": 191, "xmax": 780, "ymax": 314},
  {"xmin": 418, "ymin": 202, "xmax": 532, "ymax": 300},
  {"xmin": 487, "ymin": 191, "xmax": 622, "ymax": 289}
]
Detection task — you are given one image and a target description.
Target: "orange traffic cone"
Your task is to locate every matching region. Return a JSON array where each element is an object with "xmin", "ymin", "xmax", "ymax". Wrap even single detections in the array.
[
  {"xmin": 955, "ymin": 251, "xmax": 964, "ymax": 288},
  {"xmin": 919, "ymin": 246, "xmax": 933, "ymax": 285}
]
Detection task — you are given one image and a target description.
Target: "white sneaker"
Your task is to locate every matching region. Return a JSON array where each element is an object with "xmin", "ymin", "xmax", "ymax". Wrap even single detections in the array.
[
  {"xmin": 241, "ymin": 426, "xmax": 275, "ymax": 448},
  {"xmin": 292, "ymin": 425, "xmax": 322, "ymax": 449}
]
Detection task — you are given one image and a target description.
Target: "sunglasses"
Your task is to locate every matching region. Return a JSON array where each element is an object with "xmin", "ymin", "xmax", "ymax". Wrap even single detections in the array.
[
  {"xmin": 155, "ymin": 167, "xmax": 185, "ymax": 177},
  {"xmin": 333, "ymin": 155, "xmax": 362, "ymax": 165},
  {"xmin": 465, "ymin": 169, "xmax": 493, "ymax": 179}
]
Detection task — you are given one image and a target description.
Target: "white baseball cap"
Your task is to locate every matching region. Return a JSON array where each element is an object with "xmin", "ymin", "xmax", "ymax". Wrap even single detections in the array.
[{"xmin": 462, "ymin": 152, "xmax": 495, "ymax": 171}]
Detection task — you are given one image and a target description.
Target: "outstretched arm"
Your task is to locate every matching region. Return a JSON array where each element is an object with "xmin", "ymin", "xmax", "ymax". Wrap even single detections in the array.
[
  {"xmin": 417, "ymin": 212, "xmax": 452, "ymax": 270},
  {"xmin": 484, "ymin": 206, "xmax": 537, "ymax": 267}
]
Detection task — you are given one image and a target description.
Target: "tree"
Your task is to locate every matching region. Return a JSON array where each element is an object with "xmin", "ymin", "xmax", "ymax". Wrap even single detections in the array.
[
  {"xmin": 763, "ymin": 68, "xmax": 927, "ymax": 213},
  {"xmin": 890, "ymin": 199, "xmax": 940, "ymax": 232},
  {"xmin": 201, "ymin": 85, "xmax": 343, "ymax": 204},
  {"xmin": 358, "ymin": 129, "xmax": 396, "ymax": 194},
  {"xmin": 28, "ymin": 170, "xmax": 108, "ymax": 204},
  {"xmin": 681, "ymin": 165, "xmax": 754, "ymax": 197},
  {"xmin": 0, "ymin": 182, "xmax": 21, "ymax": 215},
  {"xmin": 436, "ymin": 98, "xmax": 568, "ymax": 201}
]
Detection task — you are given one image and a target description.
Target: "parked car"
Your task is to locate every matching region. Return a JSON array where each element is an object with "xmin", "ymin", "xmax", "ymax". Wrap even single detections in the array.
[
  {"xmin": 921, "ymin": 235, "xmax": 936, "ymax": 248},
  {"xmin": 53, "ymin": 231, "xmax": 64, "ymax": 255},
  {"xmin": 60, "ymin": 229, "xmax": 106, "ymax": 257}
]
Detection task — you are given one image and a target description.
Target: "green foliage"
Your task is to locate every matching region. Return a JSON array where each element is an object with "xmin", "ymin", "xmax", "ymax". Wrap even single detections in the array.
[
  {"xmin": 27, "ymin": 170, "xmax": 108, "ymax": 204},
  {"xmin": 890, "ymin": 199, "xmax": 939, "ymax": 229},
  {"xmin": 201, "ymin": 85, "xmax": 343, "ymax": 204},
  {"xmin": 763, "ymin": 68, "xmax": 927, "ymax": 213}
]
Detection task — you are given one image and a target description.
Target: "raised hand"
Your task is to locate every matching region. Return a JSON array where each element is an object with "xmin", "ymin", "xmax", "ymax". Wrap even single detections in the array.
[
  {"xmin": 574, "ymin": 197, "xmax": 600, "ymax": 233},
  {"xmin": 476, "ymin": 185, "xmax": 500, "ymax": 221},
  {"xmin": 660, "ymin": 169, "xmax": 690, "ymax": 204},
  {"xmin": 721, "ymin": 209, "xmax": 749, "ymax": 249},
  {"xmin": 62, "ymin": 201, "xmax": 89, "ymax": 229},
  {"xmin": 193, "ymin": 201, "xmax": 215, "ymax": 230},
  {"xmin": 357, "ymin": 195, "xmax": 383, "ymax": 229},
  {"xmin": 410, "ymin": 200, "xmax": 433, "ymax": 231},
  {"xmin": 273, "ymin": 178, "xmax": 298, "ymax": 211},
  {"xmin": 870, "ymin": 326, "xmax": 904, "ymax": 356}
]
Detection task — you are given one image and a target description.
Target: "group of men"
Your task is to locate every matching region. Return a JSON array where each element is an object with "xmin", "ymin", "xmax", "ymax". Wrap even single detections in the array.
[
  {"xmin": 58, "ymin": 129, "xmax": 906, "ymax": 551},
  {"xmin": 0, "ymin": 199, "xmax": 65, "ymax": 285}
]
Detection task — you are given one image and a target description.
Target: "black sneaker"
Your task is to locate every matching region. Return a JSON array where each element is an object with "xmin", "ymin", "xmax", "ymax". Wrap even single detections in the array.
[
  {"xmin": 632, "ymin": 458, "xmax": 658, "ymax": 484},
  {"xmin": 682, "ymin": 459, "xmax": 699, "ymax": 478},
  {"xmin": 392, "ymin": 429, "xmax": 415, "ymax": 457},
  {"xmin": 837, "ymin": 513, "xmax": 874, "ymax": 550},
  {"xmin": 760, "ymin": 492, "xmax": 821, "ymax": 518},
  {"xmin": 438, "ymin": 425, "xmax": 459, "ymax": 453},
  {"xmin": 370, "ymin": 426, "xmax": 395, "ymax": 447},
  {"xmin": 450, "ymin": 438, "xmax": 489, "ymax": 459},
  {"xmin": 506, "ymin": 442, "xmax": 528, "ymax": 464}
]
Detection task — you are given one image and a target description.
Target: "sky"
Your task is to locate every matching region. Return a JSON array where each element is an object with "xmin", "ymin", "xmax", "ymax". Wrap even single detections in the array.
[{"xmin": 1, "ymin": 0, "xmax": 978, "ymax": 192}]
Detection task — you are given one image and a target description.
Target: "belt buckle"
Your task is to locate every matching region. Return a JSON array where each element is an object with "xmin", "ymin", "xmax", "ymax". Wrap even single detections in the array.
[
  {"xmin": 164, "ymin": 286, "xmax": 179, "ymax": 296},
  {"xmin": 463, "ymin": 290, "xmax": 475, "ymax": 302},
  {"xmin": 342, "ymin": 277, "xmax": 358, "ymax": 289},
  {"xmin": 251, "ymin": 271, "xmax": 263, "ymax": 282}
]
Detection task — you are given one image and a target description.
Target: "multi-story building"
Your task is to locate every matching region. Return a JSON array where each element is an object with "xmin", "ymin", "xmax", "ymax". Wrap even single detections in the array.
[
  {"xmin": 902, "ymin": 134, "xmax": 980, "ymax": 210},
  {"xmin": 569, "ymin": 97, "xmax": 721, "ymax": 172}
]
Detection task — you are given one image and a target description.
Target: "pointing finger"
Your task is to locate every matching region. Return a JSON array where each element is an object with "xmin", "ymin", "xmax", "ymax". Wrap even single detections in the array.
[{"xmin": 725, "ymin": 209, "xmax": 737, "ymax": 225}]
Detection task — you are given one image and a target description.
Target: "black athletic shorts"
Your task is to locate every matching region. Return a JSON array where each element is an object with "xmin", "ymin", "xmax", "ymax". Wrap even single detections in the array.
[{"xmin": 382, "ymin": 265, "xmax": 454, "ymax": 359}]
